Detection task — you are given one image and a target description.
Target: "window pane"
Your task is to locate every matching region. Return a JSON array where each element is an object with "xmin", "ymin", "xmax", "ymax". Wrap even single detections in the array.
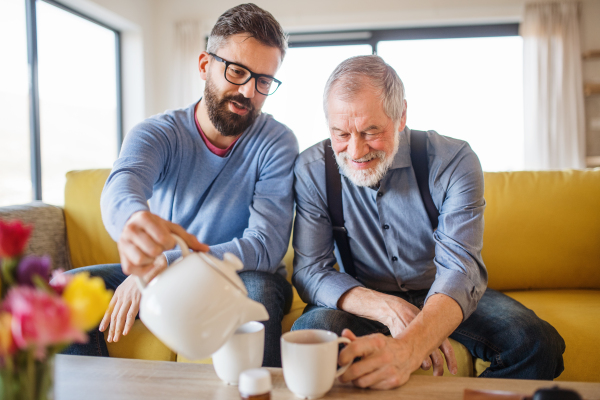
[
  {"xmin": 378, "ymin": 37, "xmax": 524, "ymax": 171},
  {"xmin": 262, "ymin": 45, "xmax": 372, "ymax": 151},
  {"xmin": 0, "ymin": 0, "xmax": 31, "ymax": 206},
  {"xmin": 37, "ymin": 1, "xmax": 118, "ymax": 205}
]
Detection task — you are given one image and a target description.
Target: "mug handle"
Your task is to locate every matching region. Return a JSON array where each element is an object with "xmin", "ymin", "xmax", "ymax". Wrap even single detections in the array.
[
  {"xmin": 135, "ymin": 233, "xmax": 191, "ymax": 290},
  {"xmin": 335, "ymin": 337, "xmax": 353, "ymax": 378}
]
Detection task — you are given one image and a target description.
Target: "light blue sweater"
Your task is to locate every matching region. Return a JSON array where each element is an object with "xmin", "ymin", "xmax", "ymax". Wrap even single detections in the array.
[{"xmin": 101, "ymin": 101, "xmax": 299, "ymax": 274}]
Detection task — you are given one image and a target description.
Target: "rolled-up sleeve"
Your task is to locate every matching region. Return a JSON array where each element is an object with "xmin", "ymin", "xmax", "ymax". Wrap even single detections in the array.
[
  {"xmin": 426, "ymin": 148, "xmax": 487, "ymax": 321},
  {"xmin": 292, "ymin": 157, "xmax": 364, "ymax": 309}
]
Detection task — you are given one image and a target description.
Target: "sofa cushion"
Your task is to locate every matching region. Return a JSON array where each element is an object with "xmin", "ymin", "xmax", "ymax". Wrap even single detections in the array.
[
  {"xmin": 104, "ymin": 320, "xmax": 176, "ymax": 361},
  {"xmin": 0, "ymin": 202, "xmax": 72, "ymax": 271},
  {"xmin": 64, "ymin": 169, "xmax": 120, "ymax": 269},
  {"xmin": 483, "ymin": 169, "xmax": 600, "ymax": 291},
  {"xmin": 504, "ymin": 289, "xmax": 600, "ymax": 382}
]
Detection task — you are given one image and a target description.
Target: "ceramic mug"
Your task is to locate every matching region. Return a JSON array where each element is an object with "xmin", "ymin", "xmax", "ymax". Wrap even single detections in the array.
[
  {"xmin": 212, "ymin": 321, "xmax": 265, "ymax": 385},
  {"xmin": 281, "ymin": 329, "xmax": 353, "ymax": 399}
]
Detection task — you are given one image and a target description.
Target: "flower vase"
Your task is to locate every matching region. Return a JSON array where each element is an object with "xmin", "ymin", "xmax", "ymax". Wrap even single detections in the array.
[{"xmin": 1, "ymin": 351, "xmax": 54, "ymax": 400}]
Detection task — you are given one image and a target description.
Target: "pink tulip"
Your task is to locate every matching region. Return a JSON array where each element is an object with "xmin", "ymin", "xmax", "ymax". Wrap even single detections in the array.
[{"xmin": 2, "ymin": 287, "xmax": 86, "ymax": 359}]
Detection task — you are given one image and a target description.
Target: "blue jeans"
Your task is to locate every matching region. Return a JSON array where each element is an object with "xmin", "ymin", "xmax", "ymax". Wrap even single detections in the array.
[
  {"xmin": 62, "ymin": 264, "xmax": 293, "ymax": 367},
  {"xmin": 292, "ymin": 288, "xmax": 565, "ymax": 380}
]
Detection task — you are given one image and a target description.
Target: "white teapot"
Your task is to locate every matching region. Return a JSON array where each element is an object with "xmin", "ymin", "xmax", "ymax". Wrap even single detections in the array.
[{"xmin": 136, "ymin": 234, "xmax": 269, "ymax": 361}]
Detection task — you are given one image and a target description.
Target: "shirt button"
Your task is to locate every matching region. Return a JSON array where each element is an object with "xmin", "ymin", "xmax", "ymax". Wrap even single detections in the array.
[
  {"xmin": 400, "ymin": 283, "xmax": 406, "ymax": 289},
  {"xmin": 377, "ymin": 192, "xmax": 383, "ymax": 197},
  {"xmin": 392, "ymin": 256, "xmax": 398, "ymax": 261},
  {"xmin": 383, "ymin": 224, "xmax": 390, "ymax": 230}
]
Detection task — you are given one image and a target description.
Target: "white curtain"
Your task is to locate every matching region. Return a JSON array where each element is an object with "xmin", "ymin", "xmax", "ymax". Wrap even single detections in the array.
[
  {"xmin": 175, "ymin": 21, "xmax": 204, "ymax": 108},
  {"xmin": 521, "ymin": 2, "xmax": 586, "ymax": 170}
]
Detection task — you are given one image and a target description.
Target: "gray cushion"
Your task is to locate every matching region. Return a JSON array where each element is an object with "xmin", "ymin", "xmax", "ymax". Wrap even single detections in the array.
[{"xmin": 0, "ymin": 202, "xmax": 72, "ymax": 271}]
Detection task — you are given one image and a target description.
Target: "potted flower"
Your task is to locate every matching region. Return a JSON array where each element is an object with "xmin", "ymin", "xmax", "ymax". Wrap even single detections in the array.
[{"xmin": 0, "ymin": 219, "xmax": 112, "ymax": 400}]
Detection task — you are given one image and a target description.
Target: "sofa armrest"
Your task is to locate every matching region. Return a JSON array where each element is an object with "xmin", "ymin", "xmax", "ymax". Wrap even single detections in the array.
[{"xmin": 0, "ymin": 201, "xmax": 72, "ymax": 271}]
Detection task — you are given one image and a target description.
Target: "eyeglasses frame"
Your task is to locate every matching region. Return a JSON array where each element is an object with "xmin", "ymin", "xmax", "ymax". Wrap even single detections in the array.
[{"xmin": 208, "ymin": 52, "xmax": 282, "ymax": 96}]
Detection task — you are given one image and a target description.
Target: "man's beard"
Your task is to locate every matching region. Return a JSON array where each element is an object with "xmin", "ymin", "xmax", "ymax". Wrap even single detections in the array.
[
  {"xmin": 204, "ymin": 78, "xmax": 261, "ymax": 137},
  {"xmin": 334, "ymin": 133, "xmax": 400, "ymax": 187}
]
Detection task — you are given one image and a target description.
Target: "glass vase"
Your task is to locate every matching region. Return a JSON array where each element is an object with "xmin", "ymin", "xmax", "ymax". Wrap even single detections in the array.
[{"xmin": 0, "ymin": 350, "xmax": 54, "ymax": 400}]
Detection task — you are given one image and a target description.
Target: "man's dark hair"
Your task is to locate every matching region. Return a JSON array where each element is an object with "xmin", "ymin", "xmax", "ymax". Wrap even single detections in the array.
[{"xmin": 207, "ymin": 3, "xmax": 287, "ymax": 59}]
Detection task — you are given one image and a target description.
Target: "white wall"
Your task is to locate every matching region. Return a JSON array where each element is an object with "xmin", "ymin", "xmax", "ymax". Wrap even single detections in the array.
[{"xmin": 61, "ymin": 0, "xmax": 600, "ymax": 155}]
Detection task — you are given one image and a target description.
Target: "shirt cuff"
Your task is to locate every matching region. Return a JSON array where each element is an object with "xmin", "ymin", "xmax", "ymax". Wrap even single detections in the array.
[
  {"xmin": 425, "ymin": 269, "xmax": 482, "ymax": 321},
  {"xmin": 164, "ymin": 250, "xmax": 182, "ymax": 265},
  {"xmin": 315, "ymin": 272, "xmax": 365, "ymax": 309}
]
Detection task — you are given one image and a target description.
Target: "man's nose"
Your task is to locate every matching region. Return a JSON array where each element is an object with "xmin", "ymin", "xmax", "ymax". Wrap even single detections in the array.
[
  {"xmin": 347, "ymin": 135, "xmax": 369, "ymax": 160},
  {"xmin": 239, "ymin": 78, "xmax": 256, "ymax": 98}
]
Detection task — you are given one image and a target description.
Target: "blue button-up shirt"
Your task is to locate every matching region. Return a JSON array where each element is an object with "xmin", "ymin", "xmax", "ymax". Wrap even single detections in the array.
[{"xmin": 292, "ymin": 127, "xmax": 487, "ymax": 321}]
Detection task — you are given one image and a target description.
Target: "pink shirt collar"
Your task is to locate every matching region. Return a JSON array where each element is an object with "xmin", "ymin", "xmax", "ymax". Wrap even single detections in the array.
[{"xmin": 194, "ymin": 102, "xmax": 240, "ymax": 157}]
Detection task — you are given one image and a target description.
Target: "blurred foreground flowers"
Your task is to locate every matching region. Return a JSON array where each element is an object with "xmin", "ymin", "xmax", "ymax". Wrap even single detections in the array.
[{"xmin": 0, "ymin": 219, "xmax": 112, "ymax": 400}]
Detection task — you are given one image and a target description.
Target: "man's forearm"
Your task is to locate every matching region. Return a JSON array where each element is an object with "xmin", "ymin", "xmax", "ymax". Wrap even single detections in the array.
[
  {"xmin": 337, "ymin": 286, "xmax": 397, "ymax": 323},
  {"xmin": 398, "ymin": 293, "xmax": 463, "ymax": 361}
]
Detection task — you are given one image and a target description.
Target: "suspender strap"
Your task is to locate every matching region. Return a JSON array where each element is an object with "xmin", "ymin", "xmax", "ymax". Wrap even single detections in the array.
[
  {"xmin": 409, "ymin": 130, "xmax": 439, "ymax": 230},
  {"xmin": 324, "ymin": 139, "xmax": 357, "ymax": 278}
]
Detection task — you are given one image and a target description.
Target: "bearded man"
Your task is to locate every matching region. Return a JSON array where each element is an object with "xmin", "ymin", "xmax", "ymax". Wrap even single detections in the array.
[
  {"xmin": 62, "ymin": 4, "xmax": 298, "ymax": 368},
  {"xmin": 291, "ymin": 55, "xmax": 565, "ymax": 387}
]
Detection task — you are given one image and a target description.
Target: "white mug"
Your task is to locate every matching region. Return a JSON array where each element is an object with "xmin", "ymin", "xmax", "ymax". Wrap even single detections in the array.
[
  {"xmin": 212, "ymin": 321, "xmax": 265, "ymax": 385},
  {"xmin": 281, "ymin": 329, "xmax": 353, "ymax": 399}
]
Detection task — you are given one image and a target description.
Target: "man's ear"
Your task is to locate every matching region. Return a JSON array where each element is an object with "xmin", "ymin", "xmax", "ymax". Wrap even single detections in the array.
[
  {"xmin": 398, "ymin": 99, "xmax": 408, "ymax": 131},
  {"xmin": 198, "ymin": 51, "xmax": 210, "ymax": 81}
]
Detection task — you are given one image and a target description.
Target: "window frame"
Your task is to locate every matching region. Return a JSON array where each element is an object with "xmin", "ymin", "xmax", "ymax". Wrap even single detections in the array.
[
  {"xmin": 24, "ymin": 0, "xmax": 122, "ymax": 201},
  {"xmin": 287, "ymin": 23, "xmax": 519, "ymax": 52}
]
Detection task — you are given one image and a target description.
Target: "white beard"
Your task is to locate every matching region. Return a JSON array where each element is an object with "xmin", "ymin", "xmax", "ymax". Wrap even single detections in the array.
[{"xmin": 334, "ymin": 134, "xmax": 400, "ymax": 187}]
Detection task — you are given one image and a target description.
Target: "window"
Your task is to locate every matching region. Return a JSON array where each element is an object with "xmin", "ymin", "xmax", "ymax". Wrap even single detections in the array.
[
  {"xmin": 265, "ymin": 25, "xmax": 523, "ymax": 171},
  {"xmin": 0, "ymin": 0, "xmax": 121, "ymax": 206},
  {"xmin": 0, "ymin": 0, "xmax": 31, "ymax": 206}
]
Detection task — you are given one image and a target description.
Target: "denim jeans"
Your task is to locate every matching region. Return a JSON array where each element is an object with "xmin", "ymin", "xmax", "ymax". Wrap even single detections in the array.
[
  {"xmin": 62, "ymin": 264, "xmax": 293, "ymax": 367},
  {"xmin": 292, "ymin": 288, "xmax": 565, "ymax": 380}
]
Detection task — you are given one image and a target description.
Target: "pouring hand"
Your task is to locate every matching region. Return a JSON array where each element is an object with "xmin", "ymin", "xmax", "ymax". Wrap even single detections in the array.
[
  {"xmin": 99, "ymin": 255, "xmax": 168, "ymax": 342},
  {"xmin": 118, "ymin": 210, "xmax": 209, "ymax": 276}
]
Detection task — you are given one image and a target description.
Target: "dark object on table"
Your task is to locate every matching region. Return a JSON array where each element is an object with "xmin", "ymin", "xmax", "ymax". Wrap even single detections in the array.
[{"xmin": 533, "ymin": 386, "xmax": 582, "ymax": 400}]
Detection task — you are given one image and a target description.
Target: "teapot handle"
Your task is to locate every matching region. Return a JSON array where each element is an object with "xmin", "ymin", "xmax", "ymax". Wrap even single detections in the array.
[{"xmin": 135, "ymin": 233, "xmax": 191, "ymax": 290}]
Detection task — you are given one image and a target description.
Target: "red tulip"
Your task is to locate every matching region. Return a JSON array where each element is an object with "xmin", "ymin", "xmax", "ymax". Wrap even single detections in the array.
[{"xmin": 0, "ymin": 220, "xmax": 32, "ymax": 258}]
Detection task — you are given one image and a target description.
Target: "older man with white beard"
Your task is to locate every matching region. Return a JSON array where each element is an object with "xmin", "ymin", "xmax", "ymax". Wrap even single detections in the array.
[{"xmin": 291, "ymin": 55, "xmax": 565, "ymax": 389}]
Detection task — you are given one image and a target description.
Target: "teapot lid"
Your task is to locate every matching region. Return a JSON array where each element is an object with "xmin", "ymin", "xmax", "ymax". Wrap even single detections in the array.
[{"xmin": 198, "ymin": 252, "xmax": 248, "ymax": 295}]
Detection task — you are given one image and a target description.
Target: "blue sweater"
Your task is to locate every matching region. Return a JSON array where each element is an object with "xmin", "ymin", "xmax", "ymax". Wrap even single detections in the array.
[{"xmin": 100, "ymin": 101, "xmax": 299, "ymax": 274}]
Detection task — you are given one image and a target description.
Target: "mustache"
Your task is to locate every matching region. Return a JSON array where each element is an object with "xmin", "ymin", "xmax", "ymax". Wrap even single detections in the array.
[
  {"xmin": 221, "ymin": 93, "xmax": 253, "ymax": 111},
  {"xmin": 337, "ymin": 150, "xmax": 386, "ymax": 163}
]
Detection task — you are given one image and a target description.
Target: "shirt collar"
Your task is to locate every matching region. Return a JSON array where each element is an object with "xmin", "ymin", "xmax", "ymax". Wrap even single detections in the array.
[{"xmin": 389, "ymin": 126, "xmax": 412, "ymax": 170}]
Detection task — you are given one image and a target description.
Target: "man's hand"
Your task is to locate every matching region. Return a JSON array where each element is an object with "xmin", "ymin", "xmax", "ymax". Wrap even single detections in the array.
[
  {"xmin": 338, "ymin": 287, "xmax": 458, "ymax": 379},
  {"xmin": 379, "ymin": 294, "xmax": 457, "ymax": 376},
  {"xmin": 338, "ymin": 329, "xmax": 416, "ymax": 389},
  {"xmin": 118, "ymin": 210, "xmax": 209, "ymax": 276},
  {"xmin": 99, "ymin": 255, "xmax": 169, "ymax": 342}
]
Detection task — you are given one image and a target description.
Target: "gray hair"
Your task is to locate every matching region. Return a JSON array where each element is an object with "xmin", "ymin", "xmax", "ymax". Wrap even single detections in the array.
[
  {"xmin": 323, "ymin": 55, "xmax": 405, "ymax": 122},
  {"xmin": 207, "ymin": 3, "xmax": 288, "ymax": 59}
]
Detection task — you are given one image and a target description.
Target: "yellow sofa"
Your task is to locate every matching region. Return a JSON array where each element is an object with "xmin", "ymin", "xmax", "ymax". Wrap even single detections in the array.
[{"xmin": 61, "ymin": 168, "xmax": 600, "ymax": 382}]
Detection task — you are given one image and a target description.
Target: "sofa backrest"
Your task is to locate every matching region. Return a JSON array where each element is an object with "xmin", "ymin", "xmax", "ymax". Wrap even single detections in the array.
[
  {"xmin": 482, "ymin": 169, "xmax": 600, "ymax": 291},
  {"xmin": 64, "ymin": 169, "xmax": 119, "ymax": 269},
  {"xmin": 64, "ymin": 168, "xmax": 600, "ymax": 291}
]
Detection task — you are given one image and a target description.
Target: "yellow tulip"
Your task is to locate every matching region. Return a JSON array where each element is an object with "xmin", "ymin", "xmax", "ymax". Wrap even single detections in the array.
[
  {"xmin": 62, "ymin": 272, "xmax": 112, "ymax": 331},
  {"xmin": 0, "ymin": 311, "xmax": 14, "ymax": 356}
]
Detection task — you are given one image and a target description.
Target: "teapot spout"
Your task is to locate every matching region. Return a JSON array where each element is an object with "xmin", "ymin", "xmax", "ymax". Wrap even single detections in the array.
[{"xmin": 242, "ymin": 298, "xmax": 269, "ymax": 324}]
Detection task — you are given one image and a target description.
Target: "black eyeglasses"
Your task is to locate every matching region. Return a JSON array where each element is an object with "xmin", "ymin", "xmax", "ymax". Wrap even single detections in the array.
[{"xmin": 208, "ymin": 52, "xmax": 282, "ymax": 96}]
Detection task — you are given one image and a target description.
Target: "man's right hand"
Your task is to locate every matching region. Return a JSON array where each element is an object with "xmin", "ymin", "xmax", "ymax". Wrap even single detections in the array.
[
  {"xmin": 117, "ymin": 210, "xmax": 209, "ymax": 276},
  {"xmin": 338, "ymin": 287, "xmax": 457, "ymax": 376}
]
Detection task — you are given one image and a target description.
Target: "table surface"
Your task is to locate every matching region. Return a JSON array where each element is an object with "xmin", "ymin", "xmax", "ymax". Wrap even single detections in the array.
[{"xmin": 54, "ymin": 355, "xmax": 600, "ymax": 400}]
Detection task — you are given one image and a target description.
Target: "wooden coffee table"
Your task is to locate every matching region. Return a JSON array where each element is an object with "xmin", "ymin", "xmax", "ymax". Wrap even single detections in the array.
[{"xmin": 54, "ymin": 355, "xmax": 600, "ymax": 400}]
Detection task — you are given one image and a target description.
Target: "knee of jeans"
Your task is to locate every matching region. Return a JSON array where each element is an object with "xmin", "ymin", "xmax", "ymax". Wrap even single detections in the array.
[
  {"xmin": 514, "ymin": 317, "xmax": 565, "ymax": 358},
  {"xmin": 291, "ymin": 308, "xmax": 351, "ymax": 335}
]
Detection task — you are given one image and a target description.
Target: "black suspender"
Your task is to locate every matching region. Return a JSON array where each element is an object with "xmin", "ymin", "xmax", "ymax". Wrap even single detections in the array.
[
  {"xmin": 324, "ymin": 138, "xmax": 358, "ymax": 278},
  {"xmin": 323, "ymin": 129, "xmax": 439, "ymax": 278}
]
